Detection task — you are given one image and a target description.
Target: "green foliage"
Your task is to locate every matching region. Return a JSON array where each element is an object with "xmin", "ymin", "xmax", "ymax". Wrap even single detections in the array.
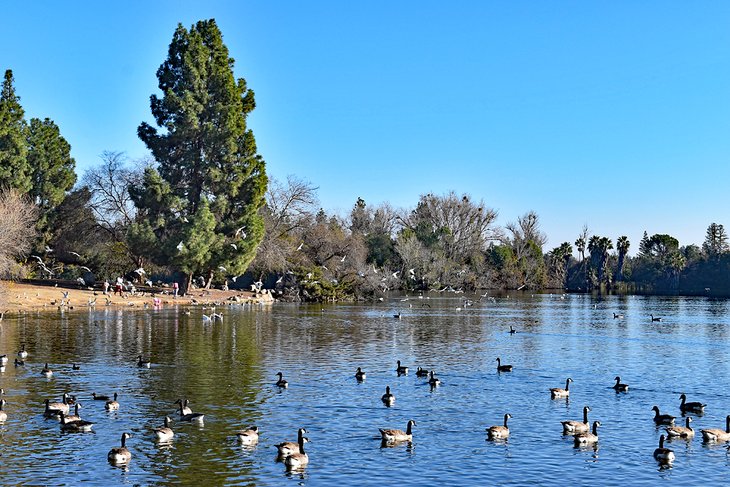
[
  {"xmin": 702, "ymin": 223, "xmax": 728, "ymax": 260},
  {"xmin": 132, "ymin": 19, "xmax": 267, "ymax": 286},
  {"xmin": 0, "ymin": 70, "xmax": 30, "ymax": 192}
]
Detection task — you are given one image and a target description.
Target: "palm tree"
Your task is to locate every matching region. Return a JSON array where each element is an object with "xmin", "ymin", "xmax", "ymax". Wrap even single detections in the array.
[{"xmin": 616, "ymin": 236, "xmax": 630, "ymax": 281}]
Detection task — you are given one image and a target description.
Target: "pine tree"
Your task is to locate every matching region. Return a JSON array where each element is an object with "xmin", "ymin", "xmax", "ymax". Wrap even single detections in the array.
[
  {"xmin": 0, "ymin": 69, "xmax": 30, "ymax": 191},
  {"xmin": 130, "ymin": 20, "xmax": 268, "ymax": 290}
]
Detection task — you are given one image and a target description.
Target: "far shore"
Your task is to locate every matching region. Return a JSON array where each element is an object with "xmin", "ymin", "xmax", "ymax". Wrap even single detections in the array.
[{"xmin": 0, "ymin": 280, "xmax": 273, "ymax": 316}]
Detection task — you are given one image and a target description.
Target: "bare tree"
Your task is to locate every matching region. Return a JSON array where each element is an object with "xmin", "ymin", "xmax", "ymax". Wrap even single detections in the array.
[
  {"xmin": 0, "ymin": 189, "xmax": 37, "ymax": 277},
  {"xmin": 505, "ymin": 211, "xmax": 547, "ymax": 260}
]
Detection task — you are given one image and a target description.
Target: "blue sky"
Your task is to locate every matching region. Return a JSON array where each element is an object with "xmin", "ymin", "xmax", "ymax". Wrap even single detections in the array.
[{"xmin": 2, "ymin": 1, "xmax": 729, "ymax": 253}]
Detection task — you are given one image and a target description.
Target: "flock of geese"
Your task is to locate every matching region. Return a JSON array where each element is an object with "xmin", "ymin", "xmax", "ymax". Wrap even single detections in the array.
[{"xmin": 2, "ymin": 309, "xmax": 730, "ymax": 478}]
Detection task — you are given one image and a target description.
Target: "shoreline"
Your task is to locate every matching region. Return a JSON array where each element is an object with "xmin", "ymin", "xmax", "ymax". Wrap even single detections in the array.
[{"xmin": 0, "ymin": 280, "xmax": 273, "ymax": 316}]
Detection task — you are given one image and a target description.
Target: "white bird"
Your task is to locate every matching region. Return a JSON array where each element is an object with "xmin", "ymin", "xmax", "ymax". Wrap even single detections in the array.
[
  {"xmin": 230, "ymin": 243, "xmax": 237, "ymax": 250},
  {"xmin": 182, "ymin": 217, "xmax": 189, "ymax": 223},
  {"xmin": 235, "ymin": 226, "xmax": 246, "ymax": 237},
  {"xmin": 134, "ymin": 267, "xmax": 146, "ymax": 275},
  {"xmin": 408, "ymin": 268, "xmax": 415, "ymax": 275},
  {"xmin": 340, "ymin": 255, "xmax": 346, "ymax": 262},
  {"xmin": 69, "ymin": 251, "xmax": 81, "ymax": 258},
  {"xmin": 231, "ymin": 275, "xmax": 238, "ymax": 282},
  {"xmin": 276, "ymin": 276, "xmax": 283, "ymax": 284},
  {"xmin": 61, "ymin": 291, "xmax": 69, "ymax": 299},
  {"xmin": 202, "ymin": 314, "xmax": 212, "ymax": 322},
  {"xmin": 79, "ymin": 266, "xmax": 91, "ymax": 272},
  {"xmin": 45, "ymin": 245, "xmax": 53, "ymax": 253},
  {"xmin": 218, "ymin": 266, "xmax": 227, "ymax": 272},
  {"xmin": 296, "ymin": 243, "xmax": 303, "ymax": 251},
  {"xmin": 31, "ymin": 255, "xmax": 44, "ymax": 263},
  {"xmin": 145, "ymin": 280, "xmax": 153, "ymax": 287},
  {"xmin": 177, "ymin": 241, "xmax": 185, "ymax": 251},
  {"xmin": 392, "ymin": 271, "xmax": 400, "ymax": 278}
]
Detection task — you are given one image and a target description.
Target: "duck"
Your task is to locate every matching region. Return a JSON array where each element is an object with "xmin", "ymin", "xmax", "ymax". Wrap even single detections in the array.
[
  {"xmin": 381, "ymin": 385, "xmax": 395, "ymax": 406},
  {"xmin": 177, "ymin": 401, "xmax": 204, "ymax": 422},
  {"xmin": 137, "ymin": 355, "xmax": 151, "ymax": 368},
  {"xmin": 41, "ymin": 363, "xmax": 53, "ymax": 377},
  {"xmin": 275, "ymin": 372, "xmax": 288, "ymax": 388},
  {"xmin": 428, "ymin": 371, "xmax": 441, "ymax": 387},
  {"xmin": 487, "ymin": 413, "xmax": 512, "ymax": 440},
  {"xmin": 562, "ymin": 406, "xmax": 591, "ymax": 434},
  {"xmin": 0, "ymin": 398, "xmax": 7, "ymax": 422},
  {"xmin": 92, "ymin": 392, "xmax": 110, "ymax": 401},
  {"xmin": 653, "ymin": 434, "xmax": 675, "ymax": 464},
  {"xmin": 652, "ymin": 406, "xmax": 676, "ymax": 425},
  {"xmin": 105, "ymin": 393, "xmax": 120, "ymax": 411},
  {"xmin": 355, "ymin": 367, "xmax": 366, "ymax": 381},
  {"xmin": 574, "ymin": 421, "xmax": 601, "ymax": 446},
  {"xmin": 666, "ymin": 417, "xmax": 694, "ymax": 439},
  {"xmin": 17, "ymin": 345, "xmax": 28, "ymax": 359},
  {"xmin": 550, "ymin": 378, "xmax": 573, "ymax": 399},
  {"xmin": 276, "ymin": 428, "xmax": 307, "ymax": 459},
  {"xmin": 679, "ymin": 393, "xmax": 706, "ymax": 413},
  {"xmin": 700, "ymin": 415, "xmax": 730, "ymax": 442},
  {"xmin": 380, "ymin": 420, "xmax": 416, "ymax": 443},
  {"xmin": 284, "ymin": 436, "xmax": 310, "ymax": 469},
  {"xmin": 496, "ymin": 357, "xmax": 513, "ymax": 372},
  {"xmin": 236, "ymin": 425, "xmax": 259, "ymax": 445},
  {"xmin": 59, "ymin": 410, "xmax": 94, "ymax": 432},
  {"xmin": 108, "ymin": 432, "xmax": 132, "ymax": 464},
  {"xmin": 174, "ymin": 398, "xmax": 193, "ymax": 415},
  {"xmin": 415, "ymin": 367, "xmax": 430, "ymax": 377},
  {"xmin": 396, "ymin": 360, "xmax": 408, "ymax": 375},
  {"xmin": 154, "ymin": 416, "xmax": 174, "ymax": 442},
  {"xmin": 612, "ymin": 376, "xmax": 629, "ymax": 392}
]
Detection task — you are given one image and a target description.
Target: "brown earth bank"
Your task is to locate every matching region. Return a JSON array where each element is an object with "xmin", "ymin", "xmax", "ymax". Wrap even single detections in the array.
[{"xmin": 0, "ymin": 279, "xmax": 273, "ymax": 316}]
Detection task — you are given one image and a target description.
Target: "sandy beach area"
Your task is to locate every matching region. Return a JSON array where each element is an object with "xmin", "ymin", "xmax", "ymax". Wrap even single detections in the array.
[{"xmin": 0, "ymin": 280, "xmax": 273, "ymax": 316}]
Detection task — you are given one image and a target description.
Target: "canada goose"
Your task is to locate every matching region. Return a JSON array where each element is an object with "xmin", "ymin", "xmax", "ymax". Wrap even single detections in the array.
[
  {"xmin": 380, "ymin": 420, "xmax": 416, "ymax": 443},
  {"xmin": 679, "ymin": 393, "xmax": 706, "ymax": 413},
  {"xmin": 355, "ymin": 367, "xmax": 366, "ymax": 381},
  {"xmin": 562, "ymin": 406, "xmax": 591, "ymax": 434},
  {"xmin": 415, "ymin": 367, "xmax": 429, "ymax": 377},
  {"xmin": 284, "ymin": 437, "xmax": 310, "ymax": 469},
  {"xmin": 509, "ymin": 326, "xmax": 517, "ymax": 334},
  {"xmin": 44, "ymin": 394, "xmax": 71, "ymax": 417},
  {"xmin": 236, "ymin": 425, "xmax": 259, "ymax": 445},
  {"xmin": 700, "ymin": 415, "xmax": 730, "ymax": 442},
  {"xmin": 65, "ymin": 403, "xmax": 82, "ymax": 422},
  {"xmin": 653, "ymin": 434, "xmax": 675, "ymax": 464},
  {"xmin": 396, "ymin": 360, "xmax": 408, "ymax": 375},
  {"xmin": 14, "ymin": 358, "xmax": 24, "ymax": 367},
  {"xmin": 174, "ymin": 398, "xmax": 193, "ymax": 415},
  {"xmin": 650, "ymin": 314, "xmax": 662, "ymax": 322},
  {"xmin": 41, "ymin": 363, "xmax": 53, "ymax": 377},
  {"xmin": 666, "ymin": 417, "xmax": 694, "ymax": 439},
  {"xmin": 652, "ymin": 406, "xmax": 676, "ymax": 425},
  {"xmin": 59, "ymin": 410, "xmax": 94, "ymax": 432},
  {"xmin": 613, "ymin": 376, "xmax": 629, "ymax": 392},
  {"xmin": 393, "ymin": 312, "xmax": 402, "ymax": 319},
  {"xmin": 0, "ymin": 355, "xmax": 7, "ymax": 365},
  {"xmin": 137, "ymin": 355, "xmax": 151, "ymax": 368},
  {"xmin": 0, "ymin": 398, "xmax": 7, "ymax": 422},
  {"xmin": 275, "ymin": 372, "xmax": 288, "ymax": 388},
  {"xmin": 72, "ymin": 364, "xmax": 80, "ymax": 370},
  {"xmin": 154, "ymin": 416, "xmax": 174, "ymax": 442},
  {"xmin": 574, "ymin": 421, "xmax": 601, "ymax": 446},
  {"xmin": 613, "ymin": 313, "xmax": 624, "ymax": 319},
  {"xmin": 496, "ymin": 357, "xmax": 513, "ymax": 372},
  {"xmin": 551, "ymin": 378, "xmax": 573, "ymax": 398},
  {"xmin": 177, "ymin": 401, "xmax": 204, "ymax": 422},
  {"xmin": 17, "ymin": 345, "xmax": 28, "ymax": 359},
  {"xmin": 487, "ymin": 413, "xmax": 512, "ymax": 440},
  {"xmin": 428, "ymin": 371, "xmax": 441, "ymax": 387},
  {"xmin": 105, "ymin": 393, "xmax": 120, "ymax": 411},
  {"xmin": 276, "ymin": 428, "xmax": 307, "ymax": 459},
  {"xmin": 92, "ymin": 393, "xmax": 110, "ymax": 401},
  {"xmin": 381, "ymin": 386, "xmax": 395, "ymax": 406},
  {"xmin": 108, "ymin": 432, "xmax": 132, "ymax": 464}
]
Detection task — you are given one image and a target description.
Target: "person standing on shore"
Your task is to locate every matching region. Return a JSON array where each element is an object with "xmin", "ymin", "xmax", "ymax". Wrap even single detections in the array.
[
  {"xmin": 173, "ymin": 281, "xmax": 179, "ymax": 298},
  {"xmin": 103, "ymin": 280, "xmax": 110, "ymax": 294}
]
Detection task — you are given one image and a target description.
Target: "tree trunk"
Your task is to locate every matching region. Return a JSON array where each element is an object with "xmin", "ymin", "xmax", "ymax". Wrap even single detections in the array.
[
  {"xmin": 204, "ymin": 269, "xmax": 214, "ymax": 289},
  {"xmin": 182, "ymin": 273, "xmax": 193, "ymax": 296}
]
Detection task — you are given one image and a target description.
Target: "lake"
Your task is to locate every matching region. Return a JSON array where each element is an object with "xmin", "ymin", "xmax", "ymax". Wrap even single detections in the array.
[{"xmin": 1, "ymin": 292, "xmax": 730, "ymax": 485}]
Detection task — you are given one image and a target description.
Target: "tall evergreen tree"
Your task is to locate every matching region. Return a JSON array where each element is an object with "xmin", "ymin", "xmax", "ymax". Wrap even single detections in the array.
[
  {"xmin": 0, "ymin": 70, "xmax": 30, "ymax": 191},
  {"xmin": 130, "ymin": 19, "xmax": 268, "ymax": 290},
  {"xmin": 702, "ymin": 222, "xmax": 728, "ymax": 260}
]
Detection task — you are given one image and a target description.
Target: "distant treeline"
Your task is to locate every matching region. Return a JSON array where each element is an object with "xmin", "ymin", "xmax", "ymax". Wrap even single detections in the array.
[{"xmin": 1, "ymin": 20, "xmax": 729, "ymax": 301}]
